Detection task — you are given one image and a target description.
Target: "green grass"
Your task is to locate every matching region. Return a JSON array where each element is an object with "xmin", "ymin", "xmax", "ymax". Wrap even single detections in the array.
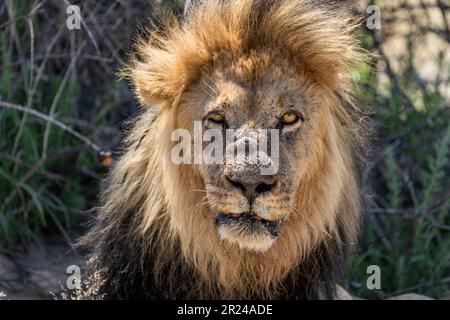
[
  {"xmin": 0, "ymin": 1, "xmax": 106, "ymax": 249},
  {"xmin": 0, "ymin": 69, "xmax": 96, "ymax": 248},
  {"xmin": 344, "ymin": 32, "xmax": 450, "ymax": 299}
]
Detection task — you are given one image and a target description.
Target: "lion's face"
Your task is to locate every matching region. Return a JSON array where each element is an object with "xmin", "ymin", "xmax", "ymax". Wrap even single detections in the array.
[
  {"xmin": 177, "ymin": 55, "xmax": 327, "ymax": 252},
  {"xmin": 86, "ymin": 0, "xmax": 365, "ymax": 299}
]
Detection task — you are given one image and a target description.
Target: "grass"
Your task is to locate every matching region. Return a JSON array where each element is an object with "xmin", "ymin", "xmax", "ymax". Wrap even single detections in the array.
[
  {"xmin": 344, "ymin": 29, "xmax": 450, "ymax": 299},
  {"xmin": 0, "ymin": 0, "xmax": 128, "ymax": 249},
  {"xmin": 0, "ymin": 62, "xmax": 96, "ymax": 247},
  {"xmin": 0, "ymin": 0, "xmax": 449, "ymax": 299}
]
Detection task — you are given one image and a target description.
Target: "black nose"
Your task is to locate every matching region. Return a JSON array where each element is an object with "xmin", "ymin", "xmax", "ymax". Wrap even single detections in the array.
[{"xmin": 226, "ymin": 175, "xmax": 277, "ymax": 203}]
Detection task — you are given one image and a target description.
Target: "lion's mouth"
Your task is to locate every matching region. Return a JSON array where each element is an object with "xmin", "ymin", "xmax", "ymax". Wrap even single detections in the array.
[{"xmin": 215, "ymin": 212, "xmax": 282, "ymax": 238}]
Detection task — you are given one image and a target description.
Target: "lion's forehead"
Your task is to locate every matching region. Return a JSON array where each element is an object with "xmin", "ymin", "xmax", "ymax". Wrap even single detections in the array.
[{"xmin": 182, "ymin": 70, "xmax": 318, "ymax": 128}]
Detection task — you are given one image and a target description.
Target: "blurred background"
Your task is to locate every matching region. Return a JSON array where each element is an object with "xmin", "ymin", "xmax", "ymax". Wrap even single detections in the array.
[{"xmin": 0, "ymin": 0, "xmax": 448, "ymax": 299}]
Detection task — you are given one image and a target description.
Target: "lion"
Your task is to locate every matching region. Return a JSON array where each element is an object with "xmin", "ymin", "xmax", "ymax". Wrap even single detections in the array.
[{"xmin": 80, "ymin": 0, "xmax": 368, "ymax": 300}]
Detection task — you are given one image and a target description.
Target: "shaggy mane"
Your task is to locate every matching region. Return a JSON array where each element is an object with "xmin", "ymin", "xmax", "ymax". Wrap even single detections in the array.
[
  {"xmin": 129, "ymin": 0, "xmax": 363, "ymax": 107},
  {"xmin": 79, "ymin": 0, "xmax": 367, "ymax": 300}
]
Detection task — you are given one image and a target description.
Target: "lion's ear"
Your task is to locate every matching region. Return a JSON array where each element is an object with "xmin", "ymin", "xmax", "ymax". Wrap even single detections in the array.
[
  {"xmin": 126, "ymin": 27, "xmax": 207, "ymax": 108},
  {"xmin": 129, "ymin": 58, "xmax": 203, "ymax": 108},
  {"xmin": 126, "ymin": 51, "xmax": 184, "ymax": 107}
]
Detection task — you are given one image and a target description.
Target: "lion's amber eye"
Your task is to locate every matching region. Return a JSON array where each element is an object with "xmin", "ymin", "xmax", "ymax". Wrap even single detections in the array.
[
  {"xmin": 209, "ymin": 113, "xmax": 225, "ymax": 123},
  {"xmin": 280, "ymin": 113, "xmax": 300, "ymax": 125}
]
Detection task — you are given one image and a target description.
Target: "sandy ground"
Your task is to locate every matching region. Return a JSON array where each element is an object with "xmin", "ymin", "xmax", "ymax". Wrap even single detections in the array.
[
  {"xmin": 0, "ymin": 236, "xmax": 82, "ymax": 300},
  {"xmin": 0, "ymin": 238, "xmax": 433, "ymax": 300}
]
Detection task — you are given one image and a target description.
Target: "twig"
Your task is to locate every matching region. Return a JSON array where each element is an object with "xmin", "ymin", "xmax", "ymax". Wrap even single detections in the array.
[
  {"xmin": 43, "ymin": 200, "xmax": 73, "ymax": 246},
  {"xmin": 368, "ymin": 208, "xmax": 450, "ymax": 231},
  {"xmin": 7, "ymin": 22, "xmax": 65, "ymax": 157},
  {"xmin": 5, "ymin": 0, "xmax": 28, "ymax": 90},
  {"xmin": 0, "ymin": 53, "xmax": 114, "ymax": 70},
  {"xmin": 11, "ymin": 2, "xmax": 40, "ymax": 155},
  {"xmin": 27, "ymin": 18, "xmax": 35, "ymax": 97},
  {"xmin": 0, "ymin": 101, "xmax": 102, "ymax": 152},
  {"xmin": 388, "ymin": 277, "xmax": 450, "ymax": 297},
  {"xmin": 0, "ymin": 153, "xmax": 63, "ymax": 181},
  {"xmin": 436, "ymin": 0, "xmax": 450, "ymax": 41},
  {"xmin": 82, "ymin": 2, "xmax": 124, "ymax": 65},
  {"xmin": 41, "ymin": 42, "xmax": 86, "ymax": 159},
  {"xmin": 368, "ymin": 214, "xmax": 393, "ymax": 251},
  {"xmin": 368, "ymin": 0, "xmax": 420, "ymax": 111},
  {"xmin": 62, "ymin": 0, "xmax": 101, "ymax": 55},
  {"xmin": 0, "ymin": 146, "xmax": 86, "ymax": 215}
]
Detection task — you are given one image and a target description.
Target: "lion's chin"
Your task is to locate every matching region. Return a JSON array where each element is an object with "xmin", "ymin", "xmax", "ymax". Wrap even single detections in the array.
[{"xmin": 218, "ymin": 225, "xmax": 276, "ymax": 253}]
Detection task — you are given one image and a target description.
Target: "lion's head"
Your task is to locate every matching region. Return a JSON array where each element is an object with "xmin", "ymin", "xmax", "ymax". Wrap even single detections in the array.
[{"xmin": 81, "ymin": 0, "xmax": 368, "ymax": 299}]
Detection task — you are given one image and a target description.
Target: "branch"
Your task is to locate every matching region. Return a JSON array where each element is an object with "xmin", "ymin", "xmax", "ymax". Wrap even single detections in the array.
[{"xmin": 0, "ymin": 100, "xmax": 103, "ymax": 152}]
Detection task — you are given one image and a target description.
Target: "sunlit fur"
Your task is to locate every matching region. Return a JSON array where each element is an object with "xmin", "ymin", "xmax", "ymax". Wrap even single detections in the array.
[{"xmin": 80, "ymin": 0, "xmax": 368, "ymax": 299}]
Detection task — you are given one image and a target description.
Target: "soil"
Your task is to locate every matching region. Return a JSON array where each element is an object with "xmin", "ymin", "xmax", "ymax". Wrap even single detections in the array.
[
  {"xmin": 0, "ymin": 236, "xmax": 83, "ymax": 300},
  {"xmin": 0, "ymin": 236, "xmax": 434, "ymax": 300}
]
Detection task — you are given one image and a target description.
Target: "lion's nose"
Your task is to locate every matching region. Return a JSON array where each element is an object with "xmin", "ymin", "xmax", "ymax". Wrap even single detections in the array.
[{"xmin": 226, "ymin": 175, "xmax": 277, "ymax": 203}]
